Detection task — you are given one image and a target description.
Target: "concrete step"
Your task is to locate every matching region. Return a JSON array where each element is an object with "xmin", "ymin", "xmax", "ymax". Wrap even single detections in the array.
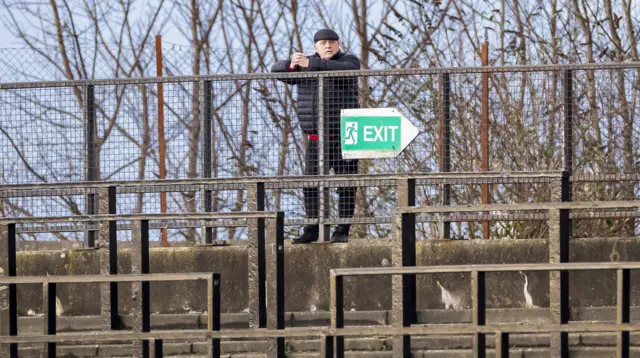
[
  {"xmin": 16, "ymin": 333, "xmax": 640, "ymax": 357},
  {"xmin": 15, "ymin": 307, "xmax": 640, "ymax": 334},
  {"xmin": 83, "ymin": 348, "xmax": 640, "ymax": 358}
]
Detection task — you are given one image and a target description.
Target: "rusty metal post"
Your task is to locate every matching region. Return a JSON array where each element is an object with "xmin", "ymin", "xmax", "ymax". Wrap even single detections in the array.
[
  {"xmin": 155, "ymin": 35, "xmax": 169, "ymax": 248},
  {"xmin": 616, "ymin": 269, "xmax": 630, "ymax": 358},
  {"xmin": 247, "ymin": 183, "xmax": 266, "ymax": 329},
  {"xmin": 481, "ymin": 41, "xmax": 490, "ymax": 240},
  {"xmin": 267, "ymin": 212, "xmax": 285, "ymax": 357},
  {"xmin": 548, "ymin": 208, "xmax": 569, "ymax": 357},
  {"xmin": 440, "ymin": 73, "xmax": 451, "ymax": 239}
]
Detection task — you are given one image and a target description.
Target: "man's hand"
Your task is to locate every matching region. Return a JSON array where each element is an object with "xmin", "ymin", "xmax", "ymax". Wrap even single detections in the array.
[{"xmin": 291, "ymin": 52, "xmax": 310, "ymax": 68}]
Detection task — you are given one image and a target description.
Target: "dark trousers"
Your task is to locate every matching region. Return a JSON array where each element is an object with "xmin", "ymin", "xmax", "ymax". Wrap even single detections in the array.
[{"xmin": 303, "ymin": 138, "xmax": 359, "ymax": 222}]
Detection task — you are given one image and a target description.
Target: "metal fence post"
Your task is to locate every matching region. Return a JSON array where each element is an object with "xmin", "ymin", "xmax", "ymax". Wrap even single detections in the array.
[
  {"xmin": 472, "ymin": 270, "xmax": 486, "ymax": 358},
  {"xmin": 563, "ymin": 70, "xmax": 573, "ymax": 176},
  {"xmin": 247, "ymin": 183, "xmax": 266, "ymax": 329},
  {"xmin": 480, "ymin": 42, "xmax": 490, "ymax": 240},
  {"xmin": 209, "ymin": 273, "xmax": 221, "ymax": 358},
  {"xmin": 153, "ymin": 339, "xmax": 163, "ymax": 358},
  {"xmin": 551, "ymin": 72, "xmax": 573, "ymax": 357},
  {"xmin": 330, "ymin": 273, "xmax": 344, "ymax": 358},
  {"xmin": 562, "ymin": 69, "xmax": 574, "ymax": 259},
  {"xmin": 495, "ymin": 331, "xmax": 509, "ymax": 358},
  {"xmin": 0, "ymin": 223, "xmax": 18, "ymax": 357},
  {"xmin": 97, "ymin": 188, "xmax": 116, "ymax": 333},
  {"xmin": 440, "ymin": 73, "xmax": 451, "ymax": 239},
  {"xmin": 318, "ymin": 76, "xmax": 330, "ymax": 242},
  {"xmin": 0, "ymin": 225, "xmax": 6, "ymax": 357},
  {"xmin": 202, "ymin": 80, "xmax": 214, "ymax": 244},
  {"xmin": 617, "ymin": 268, "xmax": 631, "ymax": 358},
  {"xmin": 43, "ymin": 281, "xmax": 56, "ymax": 358},
  {"xmin": 267, "ymin": 212, "xmax": 285, "ymax": 357},
  {"xmin": 84, "ymin": 84, "xmax": 98, "ymax": 248},
  {"xmin": 393, "ymin": 179, "xmax": 416, "ymax": 358},
  {"xmin": 548, "ymin": 208, "xmax": 569, "ymax": 357},
  {"xmin": 108, "ymin": 187, "xmax": 119, "ymax": 330},
  {"xmin": 140, "ymin": 220, "xmax": 151, "ymax": 357},
  {"xmin": 321, "ymin": 335, "xmax": 335, "ymax": 358}
]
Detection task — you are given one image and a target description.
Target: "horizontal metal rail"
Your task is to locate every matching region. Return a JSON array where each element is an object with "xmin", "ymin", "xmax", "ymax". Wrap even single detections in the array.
[
  {"xmin": 0, "ymin": 211, "xmax": 278, "ymax": 225},
  {"xmin": 7, "ymin": 202, "xmax": 639, "ymax": 235},
  {"xmin": 14, "ymin": 210, "xmax": 640, "ymax": 234},
  {"xmin": 0, "ymin": 272, "xmax": 213, "ymax": 284},
  {"xmin": 331, "ymin": 262, "xmax": 640, "ymax": 277},
  {"xmin": 571, "ymin": 173, "xmax": 640, "ymax": 182},
  {"xmin": 14, "ymin": 217, "xmax": 388, "ymax": 233},
  {"xmin": 0, "ymin": 171, "xmax": 564, "ymax": 193},
  {"xmin": 1, "ymin": 61, "xmax": 638, "ymax": 89},
  {"xmin": 399, "ymin": 200, "xmax": 640, "ymax": 213}
]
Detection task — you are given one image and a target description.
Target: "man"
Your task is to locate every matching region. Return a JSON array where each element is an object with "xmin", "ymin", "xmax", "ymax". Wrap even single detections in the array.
[{"xmin": 271, "ymin": 29, "xmax": 361, "ymax": 243}]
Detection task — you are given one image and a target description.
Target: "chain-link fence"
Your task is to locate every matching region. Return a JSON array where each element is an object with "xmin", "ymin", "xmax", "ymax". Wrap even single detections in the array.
[
  {"xmin": 1, "ymin": 63, "xmax": 639, "ymax": 241},
  {"xmin": 0, "ymin": 44, "xmax": 266, "ymax": 83}
]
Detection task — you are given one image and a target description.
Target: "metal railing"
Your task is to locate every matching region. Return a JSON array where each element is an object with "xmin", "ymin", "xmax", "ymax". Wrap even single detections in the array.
[
  {"xmin": 3, "ymin": 170, "xmax": 640, "ymax": 241},
  {"xmin": 329, "ymin": 262, "xmax": 639, "ymax": 358},
  {"xmin": 0, "ymin": 199, "xmax": 638, "ymax": 357},
  {"xmin": 0, "ymin": 272, "xmax": 219, "ymax": 358},
  {"xmin": 0, "ymin": 171, "xmax": 564, "ymax": 237},
  {"xmin": 0, "ymin": 209, "xmax": 285, "ymax": 357},
  {"xmin": 370, "ymin": 200, "xmax": 640, "ymax": 358}
]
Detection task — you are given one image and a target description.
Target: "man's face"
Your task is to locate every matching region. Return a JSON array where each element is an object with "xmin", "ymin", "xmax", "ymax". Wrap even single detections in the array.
[{"xmin": 315, "ymin": 40, "xmax": 339, "ymax": 59}]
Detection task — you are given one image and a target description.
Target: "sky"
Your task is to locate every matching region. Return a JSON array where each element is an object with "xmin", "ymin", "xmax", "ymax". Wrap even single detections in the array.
[
  {"xmin": 0, "ymin": 0, "xmax": 190, "ymax": 48},
  {"xmin": 0, "ymin": 0, "xmax": 387, "ymax": 53}
]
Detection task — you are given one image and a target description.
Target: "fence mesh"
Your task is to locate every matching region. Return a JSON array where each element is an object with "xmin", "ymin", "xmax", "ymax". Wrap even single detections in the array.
[
  {"xmin": 0, "ymin": 45, "xmax": 261, "ymax": 83},
  {"xmin": 2, "ymin": 64, "xmax": 640, "ymax": 241},
  {"xmin": 0, "ymin": 86, "xmax": 85, "ymax": 184}
]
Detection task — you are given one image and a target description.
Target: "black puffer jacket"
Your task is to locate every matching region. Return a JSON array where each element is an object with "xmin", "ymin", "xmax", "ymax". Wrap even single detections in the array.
[{"xmin": 271, "ymin": 51, "xmax": 360, "ymax": 135}]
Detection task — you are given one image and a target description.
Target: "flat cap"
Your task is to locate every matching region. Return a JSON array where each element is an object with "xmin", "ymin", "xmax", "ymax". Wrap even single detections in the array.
[{"xmin": 313, "ymin": 29, "xmax": 340, "ymax": 42}]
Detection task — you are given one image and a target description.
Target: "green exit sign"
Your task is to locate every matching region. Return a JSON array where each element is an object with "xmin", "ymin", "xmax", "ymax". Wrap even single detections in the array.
[
  {"xmin": 340, "ymin": 108, "xmax": 419, "ymax": 159},
  {"xmin": 341, "ymin": 116, "xmax": 401, "ymax": 151}
]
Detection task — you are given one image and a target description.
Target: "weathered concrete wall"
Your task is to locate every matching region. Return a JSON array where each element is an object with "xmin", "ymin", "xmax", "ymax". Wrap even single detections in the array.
[
  {"xmin": 12, "ymin": 237, "xmax": 640, "ymax": 317},
  {"xmin": 16, "ymin": 246, "xmax": 248, "ymax": 315}
]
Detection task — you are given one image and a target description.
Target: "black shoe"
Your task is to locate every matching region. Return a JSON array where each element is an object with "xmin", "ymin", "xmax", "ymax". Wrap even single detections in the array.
[
  {"xmin": 330, "ymin": 225, "xmax": 350, "ymax": 243},
  {"xmin": 292, "ymin": 225, "xmax": 319, "ymax": 244}
]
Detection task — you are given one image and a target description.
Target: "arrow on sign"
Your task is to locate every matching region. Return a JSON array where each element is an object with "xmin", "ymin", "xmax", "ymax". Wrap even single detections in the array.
[{"xmin": 340, "ymin": 108, "xmax": 419, "ymax": 159}]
